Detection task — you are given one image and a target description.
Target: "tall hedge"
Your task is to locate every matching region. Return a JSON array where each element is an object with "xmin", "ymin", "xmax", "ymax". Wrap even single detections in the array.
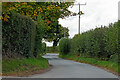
[
  {"xmin": 34, "ymin": 14, "xmax": 46, "ymax": 57},
  {"xmin": 59, "ymin": 21, "xmax": 119, "ymax": 61},
  {"xmin": 2, "ymin": 13, "xmax": 36, "ymax": 58},
  {"xmin": 59, "ymin": 38, "xmax": 70, "ymax": 55}
]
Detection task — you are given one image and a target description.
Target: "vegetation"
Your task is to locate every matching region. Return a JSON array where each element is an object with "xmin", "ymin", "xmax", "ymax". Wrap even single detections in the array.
[
  {"xmin": 2, "ymin": 2, "xmax": 75, "ymax": 75},
  {"xmin": 2, "ymin": 56, "xmax": 49, "ymax": 74},
  {"xmin": 34, "ymin": 13, "xmax": 46, "ymax": 57},
  {"xmin": 2, "ymin": 12, "xmax": 47, "ymax": 58},
  {"xmin": 41, "ymin": 43, "xmax": 47, "ymax": 54},
  {"xmin": 59, "ymin": 21, "xmax": 120, "ymax": 74},
  {"xmin": 2, "ymin": 12, "xmax": 37, "ymax": 58},
  {"xmin": 2, "ymin": 2, "xmax": 75, "ymax": 58},
  {"xmin": 45, "ymin": 24, "xmax": 69, "ymax": 48},
  {"xmin": 2, "ymin": 12, "xmax": 48, "ymax": 75},
  {"xmin": 46, "ymin": 46, "xmax": 59, "ymax": 53},
  {"xmin": 2, "ymin": 2, "xmax": 76, "ymax": 47},
  {"xmin": 59, "ymin": 38, "xmax": 70, "ymax": 55}
]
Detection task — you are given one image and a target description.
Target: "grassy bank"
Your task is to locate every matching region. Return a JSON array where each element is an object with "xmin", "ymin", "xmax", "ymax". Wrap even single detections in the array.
[
  {"xmin": 59, "ymin": 54, "xmax": 119, "ymax": 75},
  {"xmin": 2, "ymin": 56, "xmax": 49, "ymax": 76}
]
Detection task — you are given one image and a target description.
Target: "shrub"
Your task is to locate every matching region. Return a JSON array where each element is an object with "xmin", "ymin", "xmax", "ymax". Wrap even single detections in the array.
[
  {"xmin": 41, "ymin": 42, "xmax": 46, "ymax": 54},
  {"xmin": 59, "ymin": 38, "xmax": 70, "ymax": 55}
]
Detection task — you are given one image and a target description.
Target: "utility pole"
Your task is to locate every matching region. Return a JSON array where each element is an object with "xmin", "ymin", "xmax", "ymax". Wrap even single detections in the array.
[
  {"xmin": 75, "ymin": 3, "xmax": 86, "ymax": 34},
  {"xmin": 118, "ymin": 1, "xmax": 120, "ymax": 20}
]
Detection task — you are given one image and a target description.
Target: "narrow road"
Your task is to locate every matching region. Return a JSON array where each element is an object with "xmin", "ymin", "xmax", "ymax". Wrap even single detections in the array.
[{"xmin": 31, "ymin": 53, "xmax": 118, "ymax": 78}]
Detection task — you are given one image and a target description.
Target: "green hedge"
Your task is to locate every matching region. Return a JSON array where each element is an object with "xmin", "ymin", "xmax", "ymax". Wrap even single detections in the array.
[
  {"xmin": 46, "ymin": 46, "xmax": 59, "ymax": 53},
  {"xmin": 41, "ymin": 42, "xmax": 46, "ymax": 54},
  {"xmin": 59, "ymin": 21, "xmax": 119, "ymax": 62},
  {"xmin": 2, "ymin": 13, "xmax": 37, "ymax": 58},
  {"xmin": 34, "ymin": 14, "xmax": 46, "ymax": 57},
  {"xmin": 59, "ymin": 38, "xmax": 70, "ymax": 55},
  {"xmin": 2, "ymin": 13, "xmax": 47, "ymax": 58}
]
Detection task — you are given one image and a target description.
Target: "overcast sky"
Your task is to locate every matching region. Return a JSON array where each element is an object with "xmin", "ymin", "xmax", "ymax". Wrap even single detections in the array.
[{"xmin": 45, "ymin": 0, "xmax": 119, "ymax": 46}]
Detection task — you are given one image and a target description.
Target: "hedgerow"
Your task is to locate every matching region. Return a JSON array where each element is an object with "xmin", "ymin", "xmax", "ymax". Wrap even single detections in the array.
[
  {"xmin": 59, "ymin": 38, "xmax": 70, "ymax": 55},
  {"xmin": 2, "ymin": 12, "xmax": 46, "ymax": 58},
  {"xmin": 2, "ymin": 13, "xmax": 36, "ymax": 58},
  {"xmin": 59, "ymin": 21, "xmax": 119, "ymax": 61}
]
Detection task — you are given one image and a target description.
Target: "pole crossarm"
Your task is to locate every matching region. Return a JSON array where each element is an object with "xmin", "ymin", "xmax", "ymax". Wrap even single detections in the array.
[{"xmin": 74, "ymin": 3, "xmax": 87, "ymax": 5}]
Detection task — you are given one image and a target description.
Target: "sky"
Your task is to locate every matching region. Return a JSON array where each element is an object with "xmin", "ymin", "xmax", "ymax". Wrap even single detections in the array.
[{"xmin": 45, "ymin": 0, "xmax": 119, "ymax": 46}]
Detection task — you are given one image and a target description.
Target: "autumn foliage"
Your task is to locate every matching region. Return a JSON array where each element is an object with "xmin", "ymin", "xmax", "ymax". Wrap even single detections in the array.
[{"xmin": 2, "ymin": 2, "xmax": 74, "ymax": 58}]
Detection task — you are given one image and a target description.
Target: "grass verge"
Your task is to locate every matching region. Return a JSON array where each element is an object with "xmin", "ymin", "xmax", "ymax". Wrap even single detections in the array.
[
  {"xmin": 2, "ymin": 56, "xmax": 50, "ymax": 76},
  {"xmin": 59, "ymin": 54, "xmax": 119, "ymax": 76}
]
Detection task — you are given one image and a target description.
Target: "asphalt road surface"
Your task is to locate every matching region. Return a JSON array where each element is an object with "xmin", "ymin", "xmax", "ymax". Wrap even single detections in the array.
[{"xmin": 30, "ymin": 53, "xmax": 118, "ymax": 78}]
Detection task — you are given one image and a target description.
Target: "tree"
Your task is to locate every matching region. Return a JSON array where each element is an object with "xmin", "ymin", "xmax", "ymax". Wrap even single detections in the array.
[
  {"xmin": 53, "ymin": 25, "xmax": 69, "ymax": 47},
  {"xmin": 2, "ymin": 2, "xmax": 77, "ymax": 47},
  {"xmin": 2, "ymin": 2, "xmax": 75, "ymax": 23},
  {"xmin": 43, "ymin": 24, "xmax": 69, "ymax": 47}
]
